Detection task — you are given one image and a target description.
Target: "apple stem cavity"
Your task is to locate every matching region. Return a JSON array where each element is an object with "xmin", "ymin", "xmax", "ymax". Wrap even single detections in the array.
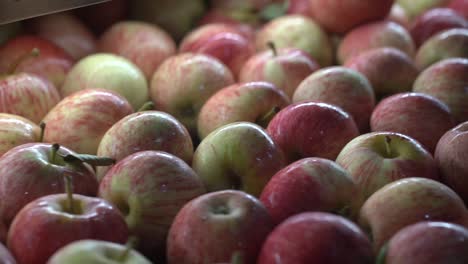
[
  {"xmin": 64, "ymin": 173, "xmax": 75, "ymax": 214},
  {"xmin": 39, "ymin": 121, "xmax": 46, "ymax": 142},
  {"xmin": 257, "ymin": 106, "xmax": 281, "ymax": 127},
  {"xmin": 267, "ymin": 41, "xmax": 278, "ymax": 57},
  {"xmin": 118, "ymin": 236, "xmax": 139, "ymax": 262},
  {"xmin": 385, "ymin": 136, "xmax": 392, "ymax": 158},
  {"xmin": 51, "ymin": 143, "xmax": 60, "ymax": 164},
  {"xmin": 7, "ymin": 47, "xmax": 40, "ymax": 74},
  {"xmin": 137, "ymin": 101, "xmax": 155, "ymax": 112}
]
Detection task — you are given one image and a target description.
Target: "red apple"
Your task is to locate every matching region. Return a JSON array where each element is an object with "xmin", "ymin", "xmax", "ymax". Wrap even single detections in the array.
[
  {"xmin": 239, "ymin": 44, "xmax": 320, "ymax": 98},
  {"xmin": 7, "ymin": 194, "xmax": 129, "ymax": 264},
  {"xmin": 197, "ymin": 9, "xmax": 257, "ymax": 39},
  {"xmin": 99, "ymin": 150, "xmax": 206, "ymax": 260},
  {"xmin": 435, "ymin": 121, "xmax": 468, "ymax": 204},
  {"xmin": 197, "ymin": 82, "xmax": 290, "ymax": 140},
  {"xmin": 292, "ymin": 66, "xmax": 375, "ymax": 132},
  {"xmin": 98, "ymin": 21, "xmax": 177, "ymax": 80},
  {"xmin": 167, "ymin": 190, "xmax": 274, "ymax": 264},
  {"xmin": 260, "ymin": 157, "xmax": 357, "ymax": 224},
  {"xmin": 42, "ymin": 88, "xmax": 134, "ymax": 155},
  {"xmin": 257, "ymin": 212, "xmax": 374, "ymax": 264},
  {"xmin": 448, "ymin": 0, "xmax": 468, "ymax": 19},
  {"xmin": 370, "ymin": 92, "xmax": 456, "ymax": 153},
  {"xmin": 0, "ymin": 242, "xmax": 14, "ymax": 264},
  {"xmin": 287, "ymin": 0, "xmax": 314, "ymax": 17},
  {"xmin": 266, "ymin": 101, "xmax": 360, "ymax": 162},
  {"xmin": 0, "ymin": 114, "xmax": 41, "ymax": 157}
]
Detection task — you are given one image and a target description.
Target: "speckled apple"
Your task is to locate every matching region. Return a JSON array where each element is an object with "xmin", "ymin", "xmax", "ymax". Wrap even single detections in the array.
[{"xmin": 0, "ymin": 114, "xmax": 41, "ymax": 157}]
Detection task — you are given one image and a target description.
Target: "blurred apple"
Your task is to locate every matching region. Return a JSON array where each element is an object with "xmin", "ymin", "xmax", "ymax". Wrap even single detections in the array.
[
  {"xmin": 448, "ymin": 0, "xmax": 468, "ymax": 18},
  {"xmin": 255, "ymin": 15, "xmax": 333, "ymax": 67},
  {"xmin": 61, "ymin": 53, "xmax": 148, "ymax": 110},
  {"xmin": 98, "ymin": 21, "xmax": 177, "ymax": 80},
  {"xmin": 0, "ymin": 242, "xmax": 14, "ymax": 264},
  {"xmin": 239, "ymin": 44, "xmax": 320, "ymax": 98},
  {"xmin": 257, "ymin": 212, "xmax": 374, "ymax": 264},
  {"xmin": 99, "ymin": 150, "xmax": 205, "ymax": 260},
  {"xmin": 293, "ymin": 66, "xmax": 375, "ymax": 132},
  {"xmin": 192, "ymin": 122, "xmax": 286, "ymax": 196},
  {"xmin": 0, "ymin": 113, "xmax": 41, "ymax": 157},
  {"xmin": 359, "ymin": 177, "xmax": 468, "ymax": 252},
  {"xmin": 413, "ymin": 58, "xmax": 468, "ymax": 123},
  {"xmin": 197, "ymin": 82, "xmax": 290, "ymax": 140},
  {"xmin": 0, "ymin": 22, "xmax": 21, "ymax": 46},
  {"xmin": 370, "ymin": 92, "xmax": 455, "ymax": 153},
  {"xmin": 150, "ymin": 53, "xmax": 235, "ymax": 137},
  {"xmin": 74, "ymin": 0, "xmax": 129, "ymax": 34},
  {"xmin": 42, "ymin": 89, "xmax": 134, "ymax": 155},
  {"xmin": 266, "ymin": 101, "xmax": 360, "ymax": 161},
  {"xmin": 197, "ymin": 9, "xmax": 257, "ymax": 39},
  {"xmin": 287, "ymin": 0, "xmax": 313, "ymax": 17},
  {"xmin": 167, "ymin": 190, "xmax": 274, "ymax": 264},
  {"xmin": 415, "ymin": 28, "xmax": 468, "ymax": 69},
  {"xmin": 209, "ymin": 0, "xmax": 272, "ymax": 25},
  {"xmin": 397, "ymin": 0, "xmax": 451, "ymax": 18},
  {"xmin": 387, "ymin": 3, "xmax": 412, "ymax": 30}
]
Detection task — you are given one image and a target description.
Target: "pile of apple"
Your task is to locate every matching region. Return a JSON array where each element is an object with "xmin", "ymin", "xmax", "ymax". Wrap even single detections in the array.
[{"xmin": 0, "ymin": 0, "xmax": 467, "ymax": 263}]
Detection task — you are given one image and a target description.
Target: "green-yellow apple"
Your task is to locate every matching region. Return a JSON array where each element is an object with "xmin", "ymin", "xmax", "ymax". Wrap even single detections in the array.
[
  {"xmin": 0, "ymin": 113, "xmax": 41, "ymax": 157},
  {"xmin": 397, "ymin": 0, "xmax": 451, "ymax": 18}
]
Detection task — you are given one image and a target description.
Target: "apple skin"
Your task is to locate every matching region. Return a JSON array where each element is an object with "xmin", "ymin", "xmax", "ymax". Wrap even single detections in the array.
[
  {"xmin": 435, "ymin": 121, "xmax": 468, "ymax": 204},
  {"xmin": 257, "ymin": 212, "xmax": 374, "ymax": 264},
  {"xmin": 370, "ymin": 92, "xmax": 456, "ymax": 153},
  {"xmin": 293, "ymin": 66, "xmax": 375, "ymax": 133},
  {"xmin": 96, "ymin": 111, "xmax": 193, "ymax": 181},
  {"xmin": 179, "ymin": 23, "xmax": 255, "ymax": 78},
  {"xmin": 167, "ymin": 190, "xmax": 274, "ymax": 264},
  {"xmin": 197, "ymin": 82, "xmax": 290, "ymax": 140},
  {"xmin": 0, "ymin": 113, "xmax": 41, "ymax": 157},
  {"xmin": 413, "ymin": 58, "xmax": 468, "ymax": 123},
  {"xmin": 197, "ymin": 9, "xmax": 257, "ymax": 39},
  {"xmin": 0, "ymin": 143, "xmax": 99, "ymax": 226},
  {"xmin": 255, "ymin": 15, "xmax": 333, "ymax": 67},
  {"xmin": 344, "ymin": 47, "xmax": 419, "ymax": 98},
  {"xmin": 387, "ymin": 3, "xmax": 412, "ymax": 30},
  {"xmin": 150, "ymin": 53, "xmax": 235, "ymax": 137},
  {"xmin": 7, "ymin": 194, "xmax": 129, "ymax": 264},
  {"xmin": 337, "ymin": 21, "xmax": 415, "ymax": 65},
  {"xmin": 239, "ymin": 47, "xmax": 320, "ymax": 98},
  {"xmin": 42, "ymin": 88, "xmax": 134, "ymax": 155},
  {"xmin": 266, "ymin": 101, "xmax": 360, "ymax": 162},
  {"xmin": 308, "ymin": 0, "xmax": 394, "ymax": 34},
  {"xmin": 336, "ymin": 132, "xmax": 440, "ymax": 208},
  {"xmin": 0, "ymin": 35, "xmax": 74, "ymax": 89},
  {"xmin": 99, "ymin": 150, "xmax": 206, "ymax": 260},
  {"xmin": 415, "ymin": 28, "xmax": 468, "ymax": 70},
  {"xmin": 47, "ymin": 239, "xmax": 152, "ymax": 264},
  {"xmin": 61, "ymin": 53, "xmax": 149, "ymax": 111},
  {"xmin": 0, "ymin": 242, "xmax": 15, "ymax": 264},
  {"xmin": 410, "ymin": 8, "xmax": 468, "ymax": 47},
  {"xmin": 382, "ymin": 221, "xmax": 468, "ymax": 264},
  {"xmin": 287, "ymin": 0, "xmax": 314, "ymax": 17},
  {"xmin": 260, "ymin": 157, "xmax": 357, "ymax": 225},
  {"xmin": 25, "ymin": 12, "xmax": 97, "ymax": 60},
  {"xmin": 397, "ymin": 0, "xmax": 452, "ymax": 18},
  {"xmin": 448, "ymin": 0, "xmax": 468, "ymax": 19},
  {"xmin": 192, "ymin": 122, "xmax": 286, "ymax": 197},
  {"xmin": 358, "ymin": 177, "xmax": 468, "ymax": 252},
  {"xmin": 98, "ymin": 21, "xmax": 177, "ymax": 80}
]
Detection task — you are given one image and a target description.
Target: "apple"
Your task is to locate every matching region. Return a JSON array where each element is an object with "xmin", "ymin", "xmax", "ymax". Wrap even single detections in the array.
[
  {"xmin": 358, "ymin": 177, "xmax": 468, "ymax": 252},
  {"xmin": 397, "ymin": 0, "xmax": 452, "ymax": 18},
  {"xmin": 308, "ymin": 0, "xmax": 394, "ymax": 34},
  {"xmin": 344, "ymin": 47, "xmax": 419, "ymax": 98},
  {"xmin": 47, "ymin": 239, "xmax": 152, "ymax": 264},
  {"xmin": 197, "ymin": 9, "xmax": 257, "ymax": 39},
  {"xmin": 336, "ymin": 132, "xmax": 440, "ymax": 208},
  {"xmin": 197, "ymin": 82, "xmax": 290, "ymax": 140},
  {"xmin": 287, "ymin": 0, "xmax": 314, "ymax": 17},
  {"xmin": 260, "ymin": 157, "xmax": 357, "ymax": 225},
  {"xmin": 415, "ymin": 28, "xmax": 468, "ymax": 70},
  {"xmin": 192, "ymin": 122, "xmax": 286, "ymax": 197},
  {"xmin": 292, "ymin": 66, "xmax": 375, "ymax": 133},
  {"xmin": 99, "ymin": 150, "xmax": 206, "ymax": 260},
  {"xmin": 96, "ymin": 110, "xmax": 194, "ymax": 181},
  {"xmin": 337, "ymin": 21, "xmax": 415, "ymax": 64},
  {"xmin": 0, "ymin": 242, "xmax": 14, "ymax": 264},
  {"xmin": 257, "ymin": 212, "xmax": 374, "ymax": 264},
  {"xmin": 448, "ymin": 0, "xmax": 468, "ymax": 19},
  {"xmin": 61, "ymin": 53, "xmax": 149, "ymax": 110},
  {"xmin": 0, "ymin": 22, "xmax": 21, "ymax": 46},
  {"xmin": 239, "ymin": 43, "xmax": 320, "ymax": 98},
  {"xmin": 370, "ymin": 92, "xmax": 456, "ymax": 153},
  {"xmin": 42, "ymin": 88, "xmax": 134, "ymax": 155},
  {"xmin": 435, "ymin": 121, "xmax": 468, "ymax": 204},
  {"xmin": 7, "ymin": 193, "xmax": 129, "ymax": 264},
  {"xmin": 150, "ymin": 53, "xmax": 235, "ymax": 137},
  {"xmin": 167, "ymin": 190, "xmax": 274, "ymax": 264},
  {"xmin": 179, "ymin": 23, "xmax": 256, "ymax": 78},
  {"xmin": 387, "ymin": 3, "xmax": 412, "ymax": 30},
  {"xmin": 74, "ymin": 0, "xmax": 129, "ymax": 35},
  {"xmin": 410, "ymin": 8, "xmax": 468, "ymax": 47},
  {"xmin": 0, "ymin": 143, "xmax": 100, "ymax": 226},
  {"xmin": 98, "ymin": 21, "xmax": 177, "ymax": 80},
  {"xmin": 24, "ymin": 12, "xmax": 97, "ymax": 60},
  {"xmin": 0, "ymin": 113, "xmax": 41, "ymax": 157},
  {"xmin": 0, "ymin": 35, "xmax": 74, "ymax": 89},
  {"xmin": 413, "ymin": 58, "xmax": 468, "ymax": 123},
  {"xmin": 266, "ymin": 101, "xmax": 360, "ymax": 162},
  {"xmin": 255, "ymin": 15, "xmax": 333, "ymax": 67},
  {"xmin": 380, "ymin": 221, "xmax": 468, "ymax": 264},
  {"xmin": 209, "ymin": 0, "xmax": 272, "ymax": 25}
]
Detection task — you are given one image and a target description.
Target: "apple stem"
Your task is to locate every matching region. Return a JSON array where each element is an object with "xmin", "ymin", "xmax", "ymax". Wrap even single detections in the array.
[
  {"xmin": 118, "ymin": 236, "xmax": 139, "ymax": 262},
  {"xmin": 51, "ymin": 143, "xmax": 60, "ymax": 164},
  {"xmin": 230, "ymin": 251, "xmax": 244, "ymax": 264},
  {"xmin": 64, "ymin": 173, "xmax": 75, "ymax": 214},
  {"xmin": 376, "ymin": 242, "xmax": 389, "ymax": 264},
  {"xmin": 61, "ymin": 153, "xmax": 116, "ymax": 167},
  {"xmin": 7, "ymin": 48, "xmax": 40, "ymax": 74},
  {"xmin": 385, "ymin": 136, "xmax": 392, "ymax": 157},
  {"xmin": 137, "ymin": 101, "xmax": 154, "ymax": 112},
  {"xmin": 38, "ymin": 121, "xmax": 46, "ymax": 142},
  {"xmin": 257, "ymin": 106, "xmax": 281, "ymax": 127},
  {"xmin": 267, "ymin": 41, "xmax": 278, "ymax": 57}
]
